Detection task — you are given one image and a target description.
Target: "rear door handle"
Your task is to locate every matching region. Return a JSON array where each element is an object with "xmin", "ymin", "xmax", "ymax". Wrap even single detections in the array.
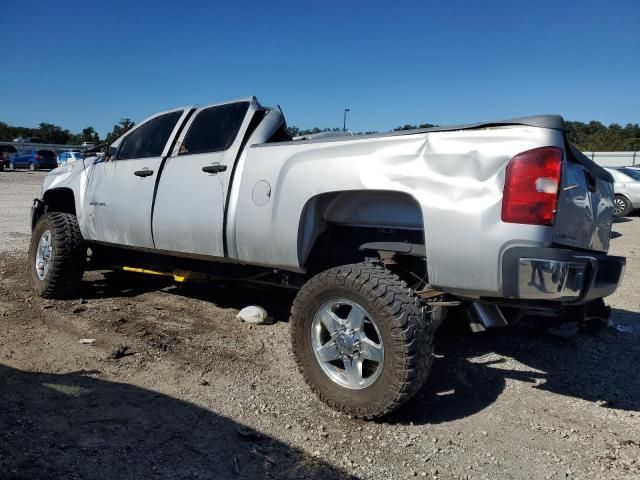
[
  {"xmin": 134, "ymin": 169, "xmax": 154, "ymax": 177},
  {"xmin": 202, "ymin": 163, "xmax": 227, "ymax": 174}
]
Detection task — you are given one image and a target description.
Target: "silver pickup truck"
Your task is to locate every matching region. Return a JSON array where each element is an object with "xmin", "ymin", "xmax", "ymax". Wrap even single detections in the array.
[{"xmin": 28, "ymin": 97, "xmax": 625, "ymax": 418}]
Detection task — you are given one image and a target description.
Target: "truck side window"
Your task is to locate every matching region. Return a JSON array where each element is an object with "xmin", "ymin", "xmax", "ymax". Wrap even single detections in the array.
[
  {"xmin": 117, "ymin": 111, "xmax": 183, "ymax": 160},
  {"xmin": 180, "ymin": 102, "xmax": 249, "ymax": 155}
]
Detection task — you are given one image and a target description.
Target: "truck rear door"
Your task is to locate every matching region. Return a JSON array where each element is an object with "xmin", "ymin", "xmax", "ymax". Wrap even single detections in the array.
[
  {"xmin": 553, "ymin": 142, "xmax": 614, "ymax": 252},
  {"xmin": 152, "ymin": 99, "xmax": 261, "ymax": 257}
]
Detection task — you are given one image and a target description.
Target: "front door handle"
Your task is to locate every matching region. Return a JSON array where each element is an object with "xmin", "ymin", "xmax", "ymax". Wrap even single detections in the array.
[
  {"xmin": 202, "ymin": 163, "xmax": 227, "ymax": 174},
  {"xmin": 134, "ymin": 169, "xmax": 154, "ymax": 177}
]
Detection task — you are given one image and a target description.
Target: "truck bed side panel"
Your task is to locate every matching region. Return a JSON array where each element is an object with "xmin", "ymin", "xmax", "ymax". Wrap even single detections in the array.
[{"xmin": 231, "ymin": 126, "xmax": 564, "ymax": 297}]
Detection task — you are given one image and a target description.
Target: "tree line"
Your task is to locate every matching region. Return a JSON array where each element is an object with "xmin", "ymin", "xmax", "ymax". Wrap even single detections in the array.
[
  {"xmin": 563, "ymin": 121, "xmax": 640, "ymax": 151},
  {"xmin": 0, "ymin": 119, "xmax": 135, "ymax": 146},
  {"xmin": 1, "ymin": 118, "xmax": 638, "ymax": 152}
]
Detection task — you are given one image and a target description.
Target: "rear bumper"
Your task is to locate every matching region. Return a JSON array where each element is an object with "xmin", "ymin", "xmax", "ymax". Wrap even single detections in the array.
[{"xmin": 502, "ymin": 246, "xmax": 625, "ymax": 304}]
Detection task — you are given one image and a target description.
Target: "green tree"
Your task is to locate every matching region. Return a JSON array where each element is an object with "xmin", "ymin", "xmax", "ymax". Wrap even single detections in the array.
[
  {"xmin": 104, "ymin": 118, "xmax": 135, "ymax": 145},
  {"xmin": 37, "ymin": 123, "xmax": 71, "ymax": 144},
  {"xmin": 81, "ymin": 127, "xmax": 101, "ymax": 145},
  {"xmin": 565, "ymin": 120, "xmax": 640, "ymax": 151},
  {"xmin": 287, "ymin": 126, "xmax": 300, "ymax": 138}
]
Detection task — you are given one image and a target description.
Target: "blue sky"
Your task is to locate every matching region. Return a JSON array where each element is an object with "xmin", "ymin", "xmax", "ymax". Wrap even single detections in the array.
[{"xmin": 0, "ymin": 0, "xmax": 638, "ymax": 136}]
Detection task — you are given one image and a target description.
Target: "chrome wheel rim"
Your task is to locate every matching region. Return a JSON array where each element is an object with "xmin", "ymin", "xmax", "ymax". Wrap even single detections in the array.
[
  {"xmin": 310, "ymin": 299, "xmax": 384, "ymax": 390},
  {"xmin": 614, "ymin": 198, "xmax": 626, "ymax": 216},
  {"xmin": 35, "ymin": 229, "xmax": 52, "ymax": 280}
]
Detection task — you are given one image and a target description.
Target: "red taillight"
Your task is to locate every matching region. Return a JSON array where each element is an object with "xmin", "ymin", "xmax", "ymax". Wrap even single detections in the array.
[
  {"xmin": 35, "ymin": 155, "xmax": 41, "ymax": 161},
  {"xmin": 501, "ymin": 146, "xmax": 563, "ymax": 226}
]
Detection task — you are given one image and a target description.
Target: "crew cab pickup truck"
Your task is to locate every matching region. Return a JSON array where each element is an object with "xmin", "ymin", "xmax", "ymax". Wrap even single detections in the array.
[{"xmin": 28, "ymin": 97, "xmax": 625, "ymax": 418}]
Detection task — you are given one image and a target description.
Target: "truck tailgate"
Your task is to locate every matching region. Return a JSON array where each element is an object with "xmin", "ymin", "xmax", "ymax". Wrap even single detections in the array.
[{"xmin": 553, "ymin": 142, "xmax": 614, "ymax": 253}]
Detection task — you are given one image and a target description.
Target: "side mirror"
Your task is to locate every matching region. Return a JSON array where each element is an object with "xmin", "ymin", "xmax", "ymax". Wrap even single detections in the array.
[{"xmin": 108, "ymin": 146, "xmax": 118, "ymax": 158}]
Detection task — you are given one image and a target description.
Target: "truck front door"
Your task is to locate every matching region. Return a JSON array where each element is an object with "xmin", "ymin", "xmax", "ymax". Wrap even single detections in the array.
[
  {"xmin": 83, "ymin": 109, "xmax": 187, "ymax": 248},
  {"xmin": 152, "ymin": 100, "xmax": 257, "ymax": 257}
]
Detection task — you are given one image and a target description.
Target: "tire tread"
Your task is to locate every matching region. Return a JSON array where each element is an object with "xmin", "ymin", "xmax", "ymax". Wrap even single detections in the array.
[
  {"xmin": 28, "ymin": 212, "xmax": 84, "ymax": 299},
  {"xmin": 290, "ymin": 262, "xmax": 434, "ymax": 419}
]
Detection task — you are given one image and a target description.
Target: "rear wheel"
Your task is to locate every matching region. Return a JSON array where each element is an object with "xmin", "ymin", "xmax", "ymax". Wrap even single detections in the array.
[
  {"xmin": 8, "ymin": 162, "xmax": 14, "ymax": 170},
  {"xmin": 29, "ymin": 163, "xmax": 35, "ymax": 171},
  {"xmin": 613, "ymin": 195, "xmax": 631, "ymax": 217},
  {"xmin": 28, "ymin": 212, "xmax": 85, "ymax": 299},
  {"xmin": 290, "ymin": 262, "xmax": 434, "ymax": 419}
]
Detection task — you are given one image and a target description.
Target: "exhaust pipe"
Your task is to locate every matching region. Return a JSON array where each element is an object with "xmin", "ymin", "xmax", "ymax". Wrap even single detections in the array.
[{"xmin": 466, "ymin": 303, "xmax": 508, "ymax": 332}]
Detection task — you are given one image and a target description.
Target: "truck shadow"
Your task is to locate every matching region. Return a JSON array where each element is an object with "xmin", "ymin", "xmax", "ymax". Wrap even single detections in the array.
[
  {"xmin": 173, "ymin": 282, "xmax": 297, "ymax": 322},
  {"xmin": 80, "ymin": 271, "xmax": 175, "ymax": 299},
  {"xmin": 0, "ymin": 364, "xmax": 355, "ymax": 480},
  {"xmin": 81, "ymin": 272, "xmax": 640, "ymax": 425},
  {"xmin": 80, "ymin": 274, "xmax": 297, "ymax": 322},
  {"xmin": 389, "ymin": 308, "xmax": 640, "ymax": 425}
]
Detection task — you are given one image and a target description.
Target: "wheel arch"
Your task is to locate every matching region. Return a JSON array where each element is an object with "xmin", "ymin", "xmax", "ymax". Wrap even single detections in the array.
[
  {"xmin": 614, "ymin": 192, "xmax": 632, "ymax": 202},
  {"xmin": 297, "ymin": 190, "xmax": 426, "ymax": 271},
  {"xmin": 33, "ymin": 188, "xmax": 78, "ymax": 230},
  {"xmin": 43, "ymin": 188, "xmax": 77, "ymax": 215}
]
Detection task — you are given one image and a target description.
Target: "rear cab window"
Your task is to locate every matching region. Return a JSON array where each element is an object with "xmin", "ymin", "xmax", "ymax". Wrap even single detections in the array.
[{"xmin": 179, "ymin": 102, "xmax": 249, "ymax": 155}]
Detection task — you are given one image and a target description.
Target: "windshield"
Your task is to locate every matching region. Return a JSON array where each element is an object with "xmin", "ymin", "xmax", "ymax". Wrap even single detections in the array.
[{"xmin": 620, "ymin": 168, "xmax": 640, "ymax": 181}]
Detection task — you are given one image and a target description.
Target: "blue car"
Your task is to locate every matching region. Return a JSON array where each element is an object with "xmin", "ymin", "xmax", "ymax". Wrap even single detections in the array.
[{"xmin": 8, "ymin": 149, "xmax": 58, "ymax": 170}]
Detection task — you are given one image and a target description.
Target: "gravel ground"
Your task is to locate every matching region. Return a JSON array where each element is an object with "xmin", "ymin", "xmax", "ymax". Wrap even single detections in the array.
[{"xmin": 0, "ymin": 170, "xmax": 639, "ymax": 480}]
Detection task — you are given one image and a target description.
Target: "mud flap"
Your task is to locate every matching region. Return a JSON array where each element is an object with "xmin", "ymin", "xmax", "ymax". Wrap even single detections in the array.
[{"xmin": 30, "ymin": 199, "xmax": 45, "ymax": 232}]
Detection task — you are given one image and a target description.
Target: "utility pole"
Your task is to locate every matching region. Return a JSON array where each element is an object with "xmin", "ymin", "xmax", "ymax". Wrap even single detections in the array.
[{"xmin": 343, "ymin": 108, "xmax": 350, "ymax": 131}]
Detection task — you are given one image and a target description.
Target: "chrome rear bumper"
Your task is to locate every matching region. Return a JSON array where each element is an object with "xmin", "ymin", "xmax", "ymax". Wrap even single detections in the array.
[
  {"xmin": 518, "ymin": 258, "xmax": 587, "ymax": 300},
  {"xmin": 503, "ymin": 247, "xmax": 625, "ymax": 304}
]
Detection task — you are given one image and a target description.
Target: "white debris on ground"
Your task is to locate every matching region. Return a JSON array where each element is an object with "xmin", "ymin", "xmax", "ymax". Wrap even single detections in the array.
[{"xmin": 236, "ymin": 306, "xmax": 270, "ymax": 324}]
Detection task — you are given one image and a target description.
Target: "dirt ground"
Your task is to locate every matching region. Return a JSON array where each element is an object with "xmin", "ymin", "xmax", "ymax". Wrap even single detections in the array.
[{"xmin": 1, "ymin": 170, "xmax": 639, "ymax": 480}]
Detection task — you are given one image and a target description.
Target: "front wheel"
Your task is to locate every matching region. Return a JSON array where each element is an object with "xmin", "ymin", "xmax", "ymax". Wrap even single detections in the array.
[
  {"xmin": 290, "ymin": 262, "xmax": 434, "ymax": 419},
  {"xmin": 28, "ymin": 212, "xmax": 85, "ymax": 298},
  {"xmin": 8, "ymin": 162, "xmax": 14, "ymax": 170},
  {"xmin": 613, "ymin": 195, "xmax": 631, "ymax": 217}
]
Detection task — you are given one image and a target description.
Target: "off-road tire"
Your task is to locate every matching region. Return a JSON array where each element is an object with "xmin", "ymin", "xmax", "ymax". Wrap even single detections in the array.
[
  {"xmin": 28, "ymin": 212, "xmax": 85, "ymax": 299},
  {"xmin": 613, "ymin": 195, "xmax": 631, "ymax": 218},
  {"xmin": 290, "ymin": 262, "xmax": 434, "ymax": 419}
]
